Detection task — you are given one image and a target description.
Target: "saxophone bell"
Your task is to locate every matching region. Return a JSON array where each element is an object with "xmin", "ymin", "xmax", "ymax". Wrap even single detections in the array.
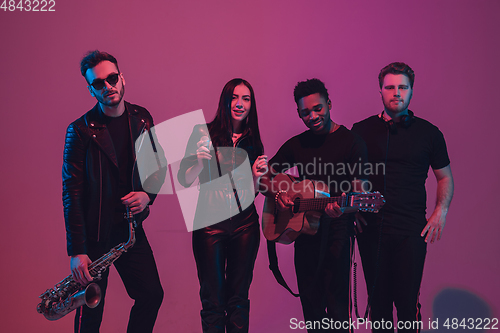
[
  {"xmin": 72, "ymin": 282, "xmax": 102, "ymax": 310},
  {"xmin": 38, "ymin": 211, "xmax": 136, "ymax": 321},
  {"xmin": 39, "ymin": 282, "xmax": 102, "ymax": 321}
]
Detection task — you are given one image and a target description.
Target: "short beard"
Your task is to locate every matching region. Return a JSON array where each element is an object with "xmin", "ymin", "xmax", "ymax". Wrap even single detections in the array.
[
  {"xmin": 382, "ymin": 95, "xmax": 411, "ymax": 115},
  {"xmin": 98, "ymin": 85, "xmax": 125, "ymax": 107},
  {"xmin": 383, "ymin": 101, "xmax": 410, "ymax": 114}
]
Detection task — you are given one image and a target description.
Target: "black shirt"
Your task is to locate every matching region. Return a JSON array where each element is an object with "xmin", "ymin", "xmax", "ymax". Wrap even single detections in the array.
[
  {"xmin": 269, "ymin": 125, "xmax": 368, "ymax": 228},
  {"xmin": 351, "ymin": 114, "xmax": 450, "ymax": 235},
  {"xmin": 103, "ymin": 110, "xmax": 133, "ymax": 216}
]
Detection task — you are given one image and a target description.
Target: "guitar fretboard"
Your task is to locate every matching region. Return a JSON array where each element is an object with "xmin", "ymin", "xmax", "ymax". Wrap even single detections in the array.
[{"xmin": 297, "ymin": 196, "xmax": 349, "ymax": 212}]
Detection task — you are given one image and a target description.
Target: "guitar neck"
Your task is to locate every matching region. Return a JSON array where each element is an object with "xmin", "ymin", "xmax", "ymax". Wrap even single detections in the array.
[{"xmin": 297, "ymin": 196, "xmax": 350, "ymax": 212}]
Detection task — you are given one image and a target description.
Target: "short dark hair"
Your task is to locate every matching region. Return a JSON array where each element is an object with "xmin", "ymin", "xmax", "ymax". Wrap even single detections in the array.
[
  {"xmin": 293, "ymin": 78, "xmax": 330, "ymax": 106},
  {"xmin": 80, "ymin": 50, "xmax": 120, "ymax": 82},
  {"xmin": 378, "ymin": 62, "xmax": 415, "ymax": 88}
]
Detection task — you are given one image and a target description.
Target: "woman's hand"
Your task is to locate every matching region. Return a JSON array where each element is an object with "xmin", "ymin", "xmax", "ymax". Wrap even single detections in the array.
[
  {"xmin": 183, "ymin": 136, "xmax": 212, "ymax": 185},
  {"xmin": 252, "ymin": 155, "xmax": 268, "ymax": 178},
  {"xmin": 196, "ymin": 136, "xmax": 212, "ymax": 165},
  {"xmin": 252, "ymin": 155, "xmax": 268, "ymax": 192}
]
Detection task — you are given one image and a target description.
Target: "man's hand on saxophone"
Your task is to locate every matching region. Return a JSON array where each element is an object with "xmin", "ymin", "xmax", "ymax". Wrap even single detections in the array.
[
  {"xmin": 70, "ymin": 254, "xmax": 93, "ymax": 286},
  {"xmin": 121, "ymin": 191, "xmax": 150, "ymax": 214}
]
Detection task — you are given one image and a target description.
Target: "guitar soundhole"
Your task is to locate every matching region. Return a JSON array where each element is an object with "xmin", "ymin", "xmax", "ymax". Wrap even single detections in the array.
[{"xmin": 293, "ymin": 197, "xmax": 300, "ymax": 214}]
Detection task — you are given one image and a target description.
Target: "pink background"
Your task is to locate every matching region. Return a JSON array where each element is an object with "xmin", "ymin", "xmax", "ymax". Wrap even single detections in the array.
[{"xmin": 1, "ymin": 0, "xmax": 499, "ymax": 332}]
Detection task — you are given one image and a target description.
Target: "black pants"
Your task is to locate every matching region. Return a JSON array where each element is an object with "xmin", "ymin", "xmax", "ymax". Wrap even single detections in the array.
[
  {"xmin": 192, "ymin": 217, "xmax": 260, "ymax": 333},
  {"xmin": 357, "ymin": 231, "xmax": 427, "ymax": 333},
  {"xmin": 294, "ymin": 222, "xmax": 353, "ymax": 333},
  {"xmin": 74, "ymin": 226, "xmax": 163, "ymax": 333}
]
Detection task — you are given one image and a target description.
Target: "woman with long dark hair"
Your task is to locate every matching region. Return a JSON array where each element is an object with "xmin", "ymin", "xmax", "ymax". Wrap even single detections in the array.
[{"xmin": 178, "ymin": 78, "xmax": 267, "ymax": 333}]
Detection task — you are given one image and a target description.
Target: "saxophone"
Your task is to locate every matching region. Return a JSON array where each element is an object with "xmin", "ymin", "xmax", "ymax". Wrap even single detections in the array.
[{"xmin": 37, "ymin": 208, "xmax": 137, "ymax": 321}]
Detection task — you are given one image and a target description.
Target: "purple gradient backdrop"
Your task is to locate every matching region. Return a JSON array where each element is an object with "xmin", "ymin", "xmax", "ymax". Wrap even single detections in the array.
[{"xmin": 1, "ymin": 1, "xmax": 499, "ymax": 332}]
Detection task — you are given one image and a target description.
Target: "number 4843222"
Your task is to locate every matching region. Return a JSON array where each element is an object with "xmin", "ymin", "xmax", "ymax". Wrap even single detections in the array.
[
  {"xmin": 1, "ymin": 0, "xmax": 55, "ymax": 11},
  {"xmin": 443, "ymin": 318, "xmax": 498, "ymax": 330}
]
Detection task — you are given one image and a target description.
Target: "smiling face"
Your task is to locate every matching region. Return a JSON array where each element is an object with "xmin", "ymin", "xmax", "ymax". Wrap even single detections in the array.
[
  {"xmin": 230, "ymin": 83, "xmax": 251, "ymax": 131},
  {"xmin": 380, "ymin": 73, "xmax": 412, "ymax": 118},
  {"xmin": 85, "ymin": 60, "xmax": 125, "ymax": 107},
  {"xmin": 297, "ymin": 93, "xmax": 332, "ymax": 135}
]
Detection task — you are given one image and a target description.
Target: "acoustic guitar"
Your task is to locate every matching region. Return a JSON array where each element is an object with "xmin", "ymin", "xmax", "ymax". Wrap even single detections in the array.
[{"xmin": 262, "ymin": 173, "xmax": 385, "ymax": 244}]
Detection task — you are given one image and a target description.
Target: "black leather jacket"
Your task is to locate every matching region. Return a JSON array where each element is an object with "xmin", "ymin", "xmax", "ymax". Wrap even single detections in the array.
[
  {"xmin": 62, "ymin": 102, "xmax": 166, "ymax": 256},
  {"xmin": 177, "ymin": 125, "xmax": 262, "ymax": 228}
]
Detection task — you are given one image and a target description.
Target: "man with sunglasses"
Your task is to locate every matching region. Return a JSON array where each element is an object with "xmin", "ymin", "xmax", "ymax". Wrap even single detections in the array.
[{"xmin": 62, "ymin": 50, "xmax": 166, "ymax": 333}]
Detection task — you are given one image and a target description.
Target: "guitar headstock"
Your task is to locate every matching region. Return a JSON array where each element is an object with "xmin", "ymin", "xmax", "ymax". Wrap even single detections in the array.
[{"xmin": 350, "ymin": 191, "xmax": 385, "ymax": 213}]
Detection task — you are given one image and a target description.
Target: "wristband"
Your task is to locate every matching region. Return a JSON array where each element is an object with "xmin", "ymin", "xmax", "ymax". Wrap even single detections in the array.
[{"xmin": 275, "ymin": 190, "xmax": 287, "ymax": 205}]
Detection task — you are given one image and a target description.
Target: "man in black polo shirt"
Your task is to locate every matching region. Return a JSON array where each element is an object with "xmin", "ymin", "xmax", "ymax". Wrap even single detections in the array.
[{"xmin": 351, "ymin": 62, "xmax": 454, "ymax": 332}]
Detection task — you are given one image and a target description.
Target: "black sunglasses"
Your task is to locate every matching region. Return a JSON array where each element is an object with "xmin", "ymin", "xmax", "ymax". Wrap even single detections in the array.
[{"xmin": 89, "ymin": 73, "xmax": 120, "ymax": 90}]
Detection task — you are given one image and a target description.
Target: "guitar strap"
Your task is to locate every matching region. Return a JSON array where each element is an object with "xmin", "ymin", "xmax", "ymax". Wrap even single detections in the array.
[
  {"xmin": 266, "ymin": 219, "xmax": 330, "ymax": 298},
  {"xmin": 267, "ymin": 240, "xmax": 299, "ymax": 297}
]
